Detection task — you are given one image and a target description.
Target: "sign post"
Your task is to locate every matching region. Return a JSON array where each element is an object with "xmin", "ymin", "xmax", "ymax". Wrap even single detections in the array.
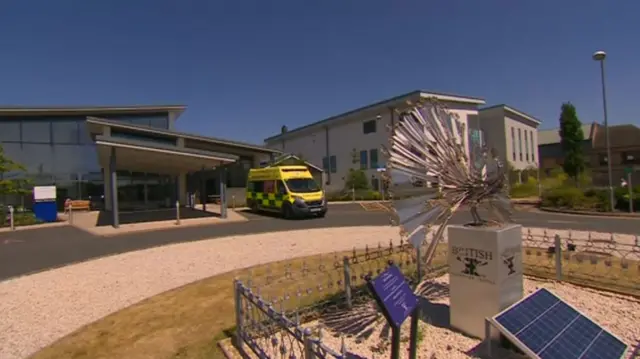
[
  {"xmin": 624, "ymin": 167, "xmax": 634, "ymax": 213},
  {"xmin": 367, "ymin": 264, "xmax": 420, "ymax": 359},
  {"xmin": 409, "ymin": 244, "xmax": 422, "ymax": 359},
  {"xmin": 33, "ymin": 186, "xmax": 57, "ymax": 223}
]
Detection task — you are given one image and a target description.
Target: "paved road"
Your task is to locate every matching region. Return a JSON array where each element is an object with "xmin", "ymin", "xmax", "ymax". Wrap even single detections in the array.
[{"xmin": 0, "ymin": 204, "xmax": 638, "ymax": 282}]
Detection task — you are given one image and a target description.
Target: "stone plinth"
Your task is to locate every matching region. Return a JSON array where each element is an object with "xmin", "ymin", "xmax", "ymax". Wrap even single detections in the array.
[{"xmin": 447, "ymin": 224, "xmax": 524, "ymax": 339}]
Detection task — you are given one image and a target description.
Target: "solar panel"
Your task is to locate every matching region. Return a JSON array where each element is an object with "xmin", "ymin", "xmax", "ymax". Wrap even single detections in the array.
[{"xmin": 490, "ymin": 288, "xmax": 628, "ymax": 359}]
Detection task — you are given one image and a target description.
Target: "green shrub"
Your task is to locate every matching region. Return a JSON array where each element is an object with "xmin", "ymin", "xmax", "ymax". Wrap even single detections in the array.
[
  {"xmin": 510, "ymin": 177, "xmax": 539, "ymax": 198},
  {"xmin": 542, "ymin": 186, "xmax": 612, "ymax": 212},
  {"xmin": 0, "ymin": 211, "xmax": 42, "ymax": 227},
  {"xmin": 344, "ymin": 169, "xmax": 369, "ymax": 191},
  {"xmin": 326, "ymin": 189, "xmax": 382, "ymax": 201},
  {"xmin": 541, "ymin": 186, "xmax": 585, "ymax": 208},
  {"xmin": 614, "ymin": 190, "xmax": 640, "ymax": 212},
  {"xmin": 582, "ymin": 188, "xmax": 611, "ymax": 212}
]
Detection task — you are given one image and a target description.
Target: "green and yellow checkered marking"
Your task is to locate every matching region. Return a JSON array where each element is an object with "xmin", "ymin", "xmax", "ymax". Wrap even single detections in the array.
[{"xmin": 247, "ymin": 192, "xmax": 290, "ymax": 208}]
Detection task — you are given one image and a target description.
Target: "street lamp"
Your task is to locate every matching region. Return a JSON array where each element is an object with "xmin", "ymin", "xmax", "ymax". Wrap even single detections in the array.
[{"xmin": 592, "ymin": 50, "xmax": 615, "ymax": 212}]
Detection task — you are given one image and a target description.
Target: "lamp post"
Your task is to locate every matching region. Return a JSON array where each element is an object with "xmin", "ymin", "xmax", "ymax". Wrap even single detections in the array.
[{"xmin": 592, "ymin": 50, "xmax": 615, "ymax": 212}]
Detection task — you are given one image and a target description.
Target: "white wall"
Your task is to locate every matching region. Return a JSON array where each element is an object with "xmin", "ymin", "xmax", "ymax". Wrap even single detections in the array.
[
  {"xmin": 504, "ymin": 116, "xmax": 539, "ymax": 171},
  {"xmin": 478, "ymin": 107, "xmax": 540, "ymax": 171},
  {"xmin": 267, "ymin": 100, "xmax": 482, "ymax": 193}
]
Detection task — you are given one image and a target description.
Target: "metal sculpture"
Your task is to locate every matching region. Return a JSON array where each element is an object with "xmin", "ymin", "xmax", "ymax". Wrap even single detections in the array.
[{"xmin": 383, "ymin": 98, "xmax": 513, "ymax": 268}]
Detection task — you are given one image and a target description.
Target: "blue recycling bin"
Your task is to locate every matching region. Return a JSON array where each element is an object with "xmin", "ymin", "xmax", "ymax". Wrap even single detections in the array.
[{"xmin": 33, "ymin": 186, "xmax": 58, "ymax": 223}]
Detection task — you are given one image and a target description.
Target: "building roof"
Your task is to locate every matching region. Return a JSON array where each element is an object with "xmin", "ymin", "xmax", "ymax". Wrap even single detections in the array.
[
  {"xmin": 593, "ymin": 124, "xmax": 640, "ymax": 149},
  {"xmin": 266, "ymin": 154, "xmax": 324, "ymax": 172},
  {"xmin": 538, "ymin": 122, "xmax": 597, "ymax": 146},
  {"xmin": 0, "ymin": 104, "xmax": 186, "ymax": 119},
  {"xmin": 264, "ymin": 90, "xmax": 485, "ymax": 142},
  {"xmin": 480, "ymin": 104, "xmax": 542, "ymax": 125},
  {"xmin": 86, "ymin": 117, "xmax": 281, "ymax": 155}
]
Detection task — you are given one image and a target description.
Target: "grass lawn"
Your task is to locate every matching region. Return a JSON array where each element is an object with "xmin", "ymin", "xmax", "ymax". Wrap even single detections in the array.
[{"xmin": 31, "ymin": 246, "xmax": 638, "ymax": 359}]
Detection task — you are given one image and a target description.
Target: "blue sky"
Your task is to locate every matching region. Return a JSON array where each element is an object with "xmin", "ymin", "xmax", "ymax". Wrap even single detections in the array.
[{"xmin": 0, "ymin": 0, "xmax": 638, "ymax": 145}]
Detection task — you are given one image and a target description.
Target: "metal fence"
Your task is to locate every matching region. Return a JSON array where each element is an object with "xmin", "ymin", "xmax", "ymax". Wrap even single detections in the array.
[{"xmin": 233, "ymin": 229, "xmax": 640, "ymax": 358}]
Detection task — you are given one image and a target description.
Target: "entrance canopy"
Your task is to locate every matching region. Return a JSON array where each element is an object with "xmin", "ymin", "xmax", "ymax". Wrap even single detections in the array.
[{"xmin": 95, "ymin": 135, "xmax": 238, "ymax": 175}]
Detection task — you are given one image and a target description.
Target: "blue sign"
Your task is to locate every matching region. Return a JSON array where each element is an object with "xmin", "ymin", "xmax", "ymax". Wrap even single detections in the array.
[
  {"xmin": 346, "ymin": 353, "xmax": 368, "ymax": 359},
  {"xmin": 368, "ymin": 265, "xmax": 419, "ymax": 328}
]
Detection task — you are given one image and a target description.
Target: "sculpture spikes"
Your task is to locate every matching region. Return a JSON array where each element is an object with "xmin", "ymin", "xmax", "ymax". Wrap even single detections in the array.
[{"xmin": 385, "ymin": 97, "xmax": 513, "ymax": 269}]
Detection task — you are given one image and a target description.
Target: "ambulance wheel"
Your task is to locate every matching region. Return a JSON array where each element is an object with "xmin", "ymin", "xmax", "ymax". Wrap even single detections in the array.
[
  {"xmin": 250, "ymin": 201, "xmax": 259, "ymax": 213},
  {"xmin": 282, "ymin": 203, "xmax": 294, "ymax": 219}
]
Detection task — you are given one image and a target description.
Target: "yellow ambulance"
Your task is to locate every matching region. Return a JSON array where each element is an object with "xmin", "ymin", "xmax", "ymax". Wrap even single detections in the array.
[{"xmin": 246, "ymin": 165, "xmax": 327, "ymax": 219}]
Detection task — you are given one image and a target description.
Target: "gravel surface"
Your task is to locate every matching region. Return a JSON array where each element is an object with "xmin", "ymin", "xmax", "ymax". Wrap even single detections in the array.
[
  {"xmin": 310, "ymin": 275, "xmax": 640, "ymax": 359},
  {"xmin": 0, "ymin": 225, "xmax": 637, "ymax": 359}
]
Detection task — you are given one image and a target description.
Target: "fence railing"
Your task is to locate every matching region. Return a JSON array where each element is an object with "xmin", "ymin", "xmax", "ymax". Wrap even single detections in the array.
[{"xmin": 233, "ymin": 229, "xmax": 640, "ymax": 358}]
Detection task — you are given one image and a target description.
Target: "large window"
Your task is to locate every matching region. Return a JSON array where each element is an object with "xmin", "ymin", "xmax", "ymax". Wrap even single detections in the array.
[
  {"xmin": 511, "ymin": 127, "xmax": 516, "ymax": 161},
  {"xmin": 329, "ymin": 155, "xmax": 337, "ymax": 173},
  {"xmin": 109, "ymin": 115, "xmax": 170, "ymax": 129},
  {"xmin": 21, "ymin": 143, "xmax": 54, "ymax": 174},
  {"xmin": 621, "ymin": 151, "xmax": 640, "ymax": 164},
  {"xmin": 360, "ymin": 150, "xmax": 368, "ymax": 169},
  {"xmin": 518, "ymin": 128, "xmax": 523, "ymax": 161},
  {"xmin": 524, "ymin": 130, "xmax": 529, "ymax": 162},
  {"xmin": 370, "ymin": 149, "xmax": 379, "ymax": 169},
  {"xmin": 111, "ymin": 130, "xmax": 176, "ymax": 146},
  {"xmin": 53, "ymin": 121, "xmax": 80, "ymax": 144},
  {"xmin": 530, "ymin": 131, "xmax": 536, "ymax": 162},
  {"xmin": 322, "ymin": 157, "xmax": 329, "ymax": 172},
  {"xmin": 22, "ymin": 120, "xmax": 51, "ymax": 143},
  {"xmin": 0, "ymin": 121, "xmax": 21, "ymax": 142},
  {"xmin": 363, "ymin": 120, "xmax": 376, "ymax": 134},
  {"xmin": 148, "ymin": 116, "xmax": 169, "ymax": 129}
]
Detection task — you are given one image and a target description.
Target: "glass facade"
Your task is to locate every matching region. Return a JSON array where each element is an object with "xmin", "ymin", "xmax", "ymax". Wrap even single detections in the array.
[{"xmin": 0, "ymin": 113, "xmax": 170, "ymax": 209}]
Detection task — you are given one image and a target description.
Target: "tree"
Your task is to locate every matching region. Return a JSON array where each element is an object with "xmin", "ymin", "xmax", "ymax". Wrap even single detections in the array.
[
  {"xmin": 558, "ymin": 102, "xmax": 586, "ymax": 183},
  {"xmin": 345, "ymin": 169, "xmax": 369, "ymax": 190},
  {"xmin": 0, "ymin": 144, "xmax": 32, "ymax": 203}
]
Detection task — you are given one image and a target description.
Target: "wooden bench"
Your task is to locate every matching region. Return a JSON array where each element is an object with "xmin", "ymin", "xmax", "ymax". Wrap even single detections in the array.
[{"xmin": 67, "ymin": 200, "xmax": 91, "ymax": 211}]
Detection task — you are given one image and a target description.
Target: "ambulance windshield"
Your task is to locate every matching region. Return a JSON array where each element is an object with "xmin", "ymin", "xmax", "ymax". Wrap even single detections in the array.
[{"xmin": 285, "ymin": 178, "xmax": 321, "ymax": 193}]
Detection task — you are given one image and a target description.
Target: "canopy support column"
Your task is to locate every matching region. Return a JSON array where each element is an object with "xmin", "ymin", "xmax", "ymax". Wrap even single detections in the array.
[{"xmin": 109, "ymin": 147, "xmax": 119, "ymax": 228}]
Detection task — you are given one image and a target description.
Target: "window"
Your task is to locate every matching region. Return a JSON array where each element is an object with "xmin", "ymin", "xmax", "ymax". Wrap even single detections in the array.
[
  {"xmin": 77, "ymin": 121, "xmax": 94, "ymax": 145},
  {"xmin": 277, "ymin": 181, "xmax": 287, "ymax": 195},
  {"xmin": 52, "ymin": 121, "xmax": 80, "ymax": 144},
  {"xmin": 53, "ymin": 144, "xmax": 84, "ymax": 174},
  {"xmin": 329, "ymin": 155, "xmax": 337, "ymax": 173},
  {"xmin": 110, "ymin": 130, "xmax": 176, "ymax": 146},
  {"xmin": 22, "ymin": 120, "xmax": 51, "ymax": 143},
  {"xmin": 511, "ymin": 128, "xmax": 516, "ymax": 161},
  {"xmin": 285, "ymin": 178, "xmax": 320, "ymax": 193},
  {"xmin": 621, "ymin": 151, "xmax": 640, "ymax": 164},
  {"xmin": 371, "ymin": 177, "xmax": 379, "ymax": 191},
  {"xmin": 370, "ymin": 149, "xmax": 379, "ymax": 169},
  {"xmin": 518, "ymin": 128, "xmax": 523, "ymax": 161},
  {"xmin": 360, "ymin": 150, "xmax": 368, "ymax": 170},
  {"xmin": 530, "ymin": 131, "xmax": 536, "ymax": 162},
  {"xmin": 248, "ymin": 180, "xmax": 264, "ymax": 193},
  {"xmin": 363, "ymin": 120, "xmax": 377, "ymax": 134},
  {"xmin": 21, "ymin": 143, "xmax": 54, "ymax": 174},
  {"xmin": 322, "ymin": 157, "xmax": 330, "ymax": 172},
  {"xmin": 0, "ymin": 121, "xmax": 21, "ymax": 142},
  {"xmin": 524, "ymin": 129, "xmax": 529, "ymax": 162},
  {"xmin": 0, "ymin": 143, "xmax": 25, "ymax": 177},
  {"xmin": 148, "ymin": 116, "xmax": 169, "ymax": 129},
  {"xmin": 599, "ymin": 154, "xmax": 608, "ymax": 165},
  {"xmin": 263, "ymin": 180, "xmax": 276, "ymax": 193}
]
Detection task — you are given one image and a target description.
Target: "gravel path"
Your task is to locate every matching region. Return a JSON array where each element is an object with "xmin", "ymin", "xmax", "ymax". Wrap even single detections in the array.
[
  {"xmin": 0, "ymin": 225, "xmax": 637, "ymax": 359},
  {"xmin": 314, "ymin": 275, "xmax": 640, "ymax": 359}
]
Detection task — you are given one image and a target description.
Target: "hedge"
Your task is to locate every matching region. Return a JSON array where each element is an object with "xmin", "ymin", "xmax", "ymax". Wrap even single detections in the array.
[{"xmin": 541, "ymin": 185, "xmax": 640, "ymax": 213}]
